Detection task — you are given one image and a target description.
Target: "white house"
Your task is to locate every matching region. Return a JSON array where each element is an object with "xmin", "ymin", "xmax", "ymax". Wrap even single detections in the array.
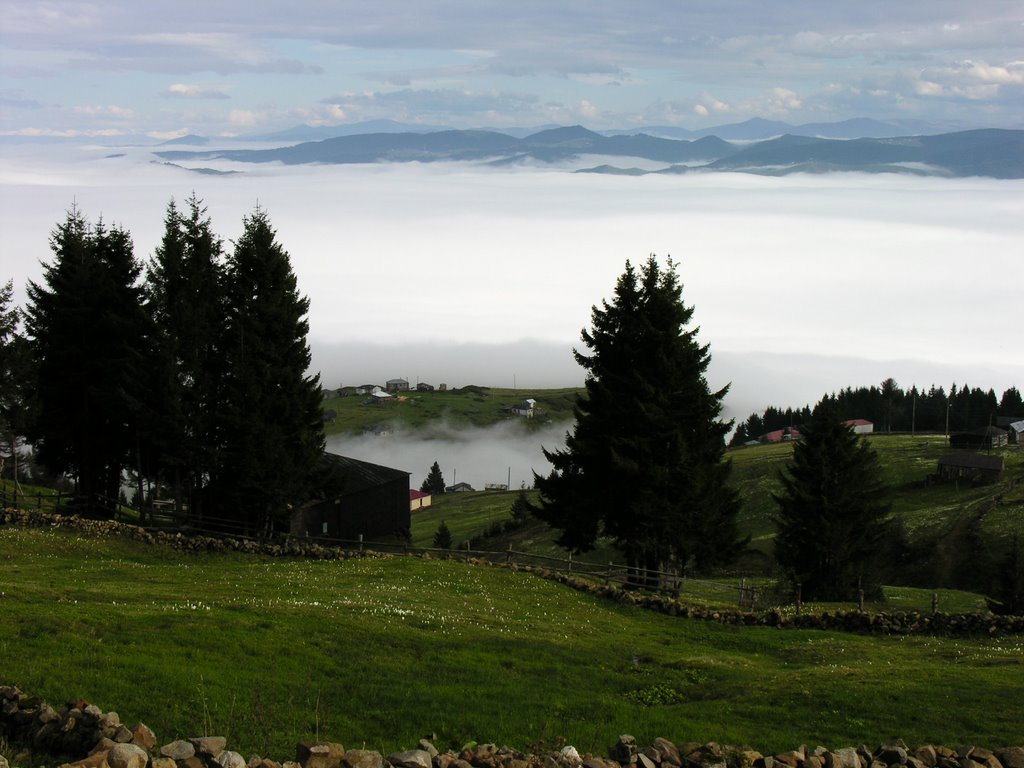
[{"xmin": 512, "ymin": 398, "xmax": 537, "ymax": 418}]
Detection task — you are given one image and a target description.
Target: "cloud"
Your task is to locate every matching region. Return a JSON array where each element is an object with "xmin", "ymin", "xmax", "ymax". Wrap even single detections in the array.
[
  {"xmin": 164, "ymin": 83, "xmax": 231, "ymax": 100},
  {"xmin": 72, "ymin": 105, "xmax": 135, "ymax": 119}
]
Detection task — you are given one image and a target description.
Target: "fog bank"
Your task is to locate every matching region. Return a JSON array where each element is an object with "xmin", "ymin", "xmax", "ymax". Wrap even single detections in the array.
[{"xmin": 326, "ymin": 420, "xmax": 569, "ymax": 492}]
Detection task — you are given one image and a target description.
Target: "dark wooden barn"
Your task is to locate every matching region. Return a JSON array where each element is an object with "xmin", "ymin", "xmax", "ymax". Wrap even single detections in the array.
[
  {"xmin": 290, "ymin": 453, "xmax": 410, "ymax": 541},
  {"xmin": 937, "ymin": 453, "xmax": 1004, "ymax": 485},
  {"xmin": 949, "ymin": 426, "xmax": 1008, "ymax": 450}
]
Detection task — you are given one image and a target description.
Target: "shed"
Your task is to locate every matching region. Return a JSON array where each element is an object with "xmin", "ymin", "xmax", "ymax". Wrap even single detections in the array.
[
  {"xmin": 844, "ymin": 419, "xmax": 874, "ymax": 434},
  {"xmin": 446, "ymin": 482, "xmax": 476, "ymax": 493},
  {"xmin": 937, "ymin": 453, "xmax": 1004, "ymax": 484},
  {"xmin": 949, "ymin": 426, "xmax": 1008, "ymax": 450},
  {"xmin": 290, "ymin": 453, "xmax": 410, "ymax": 540},
  {"xmin": 1007, "ymin": 420, "xmax": 1024, "ymax": 444}
]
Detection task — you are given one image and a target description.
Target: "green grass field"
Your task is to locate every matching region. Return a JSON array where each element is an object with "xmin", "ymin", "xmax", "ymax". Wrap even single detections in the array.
[{"xmin": 2, "ymin": 526, "xmax": 1023, "ymax": 761}]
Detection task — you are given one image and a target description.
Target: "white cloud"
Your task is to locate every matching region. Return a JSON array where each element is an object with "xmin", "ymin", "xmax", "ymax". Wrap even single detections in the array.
[
  {"xmin": 165, "ymin": 83, "xmax": 231, "ymax": 99},
  {"xmin": 72, "ymin": 105, "xmax": 135, "ymax": 119}
]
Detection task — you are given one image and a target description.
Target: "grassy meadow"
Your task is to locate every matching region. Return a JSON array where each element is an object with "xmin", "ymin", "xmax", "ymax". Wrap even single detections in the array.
[
  {"xmin": 2, "ymin": 525, "xmax": 1023, "ymax": 761},
  {"xmin": 320, "ymin": 386, "xmax": 581, "ymax": 436}
]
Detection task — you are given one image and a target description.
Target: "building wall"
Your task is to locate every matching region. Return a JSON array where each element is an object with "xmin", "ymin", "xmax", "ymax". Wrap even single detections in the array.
[{"xmin": 294, "ymin": 477, "xmax": 410, "ymax": 540}]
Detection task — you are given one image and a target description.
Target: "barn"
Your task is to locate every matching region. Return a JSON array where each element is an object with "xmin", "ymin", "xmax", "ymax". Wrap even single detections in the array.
[
  {"xmin": 290, "ymin": 453, "xmax": 410, "ymax": 541},
  {"xmin": 937, "ymin": 453, "xmax": 1004, "ymax": 485}
]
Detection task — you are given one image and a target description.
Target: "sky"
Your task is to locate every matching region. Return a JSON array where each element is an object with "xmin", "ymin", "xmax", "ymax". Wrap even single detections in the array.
[{"xmin": 2, "ymin": 1, "xmax": 1023, "ymax": 138}]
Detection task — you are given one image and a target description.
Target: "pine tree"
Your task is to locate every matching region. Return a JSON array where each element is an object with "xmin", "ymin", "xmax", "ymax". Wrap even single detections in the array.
[
  {"xmin": 420, "ymin": 461, "xmax": 446, "ymax": 494},
  {"xmin": 144, "ymin": 196, "xmax": 226, "ymax": 519},
  {"xmin": 211, "ymin": 206, "xmax": 324, "ymax": 534},
  {"xmin": 772, "ymin": 406, "xmax": 892, "ymax": 601},
  {"xmin": 25, "ymin": 209, "xmax": 150, "ymax": 513},
  {"xmin": 533, "ymin": 257, "xmax": 742, "ymax": 578},
  {"xmin": 0, "ymin": 281, "xmax": 34, "ymax": 487},
  {"xmin": 433, "ymin": 520, "xmax": 453, "ymax": 550}
]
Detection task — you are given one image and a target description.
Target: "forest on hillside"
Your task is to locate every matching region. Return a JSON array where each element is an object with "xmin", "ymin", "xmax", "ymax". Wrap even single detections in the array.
[{"xmin": 731, "ymin": 380, "xmax": 1023, "ymax": 445}]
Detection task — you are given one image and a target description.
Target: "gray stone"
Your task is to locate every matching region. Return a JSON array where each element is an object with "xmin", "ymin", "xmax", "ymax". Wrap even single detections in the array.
[
  {"xmin": 418, "ymin": 741, "xmax": 439, "ymax": 759},
  {"xmin": 610, "ymin": 736, "xmax": 638, "ymax": 766},
  {"xmin": 113, "ymin": 724, "xmax": 134, "ymax": 743},
  {"xmin": 389, "ymin": 751, "xmax": 433, "ymax": 768},
  {"xmin": 38, "ymin": 703, "xmax": 62, "ymax": 723},
  {"xmin": 193, "ymin": 736, "xmax": 229, "ymax": 757},
  {"xmin": 997, "ymin": 750, "xmax": 1024, "ymax": 768},
  {"xmin": 131, "ymin": 722, "xmax": 156, "ymax": 751},
  {"xmin": 875, "ymin": 743, "xmax": 908, "ymax": 767},
  {"xmin": 560, "ymin": 746, "xmax": 583, "ymax": 767},
  {"xmin": 161, "ymin": 739, "xmax": 197, "ymax": 760},
  {"xmin": 914, "ymin": 748, "xmax": 938, "ymax": 768},
  {"xmin": 346, "ymin": 750, "xmax": 386, "ymax": 768},
  {"xmin": 109, "ymin": 742, "xmax": 150, "ymax": 768},
  {"xmin": 297, "ymin": 742, "xmax": 345, "ymax": 768},
  {"xmin": 654, "ymin": 740, "xmax": 681, "ymax": 767},
  {"xmin": 835, "ymin": 749, "xmax": 863, "ymax": 768},
  {"xmin": 151, "ymin": 759, "xmax": 178, "ymax": 768},
  {"xmin": 639, "ymin": 755, "xmax": 657, "ymax": 768},
  {"xmin": 218, "ymin": 751, "xmax": 248, "ymax": 768}
]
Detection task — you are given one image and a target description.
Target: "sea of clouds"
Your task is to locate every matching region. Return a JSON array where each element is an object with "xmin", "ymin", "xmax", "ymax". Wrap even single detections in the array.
[{"xmin": 2, "ymin": 140, "xmax": 1021, "ymax": 450}]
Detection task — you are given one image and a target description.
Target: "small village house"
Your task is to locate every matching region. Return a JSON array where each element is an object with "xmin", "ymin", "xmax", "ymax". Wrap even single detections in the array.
[
  {"xmin": 386, "ymin": 378, "xmax": 410, "ymax": 393},
  {"xmin": 409, "ymin": 489, "xmax": 432, "ymax": 512}
]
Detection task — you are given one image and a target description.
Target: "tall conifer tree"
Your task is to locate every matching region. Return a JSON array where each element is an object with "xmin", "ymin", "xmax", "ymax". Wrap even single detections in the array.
[
  {"xmin": 772, "ymin": 406, "xmax": 892, "ymax": 600},
  {"xmin": 533, "ymin": 257, "xmax": 742, "ymax": 578},
  {"xmin": 26, "ymin": 209, "xmax": 150, "ymax": 512},
  {"xmin": 212, "ymin": 207, "xmax": 324, "ymax": 534},
  {"xmin": 145, "ymin": 196, "xmax": 225, "ymax": 519}
]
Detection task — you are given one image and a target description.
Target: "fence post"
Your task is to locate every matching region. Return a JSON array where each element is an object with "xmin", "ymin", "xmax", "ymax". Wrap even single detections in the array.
[
  {"xmin": 568, "ymin": 551, "xmax": 572, "ymax": 574},
  {"xmin": 932, "ymin": 592, "xmax": 939, "ymax": 614},
  {"xmin": 506, "ymin": 544, "xmax": 513, "ymax": 565},
  {"xmin": 358, "ymin": 534, "xmax": 363, "ymax": 553},
  {"xmin": 796, "ymin": 583, "xmax": 803, "ymax": 615},
  {"xmin": 740, "ymin": 578, "xmax": 747, "ymax": 609},
  {"xmin": 858, "ymin": 589, "xmax": 865, "ymax": 612}
]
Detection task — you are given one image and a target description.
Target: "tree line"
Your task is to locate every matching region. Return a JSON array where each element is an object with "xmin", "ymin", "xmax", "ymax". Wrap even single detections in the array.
[
  {"xmin": 731, "ymin": 379, "xmax": 1023, "ymax": 445},
  {"xmin": 0, "ymin": 196, "xmax": 324, "ymax": 535}
]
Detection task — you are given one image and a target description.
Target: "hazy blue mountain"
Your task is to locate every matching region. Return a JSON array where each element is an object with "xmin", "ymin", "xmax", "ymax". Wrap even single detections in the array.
[
  {"xmin": 247, "ymin": 119, "xmax": 451, "ymax": 142},
  {"xmin": 154, "ymin": 125, "xmax": 1024, "ymax": 178},
  {"xmin": 707, "ymin": 129, "xmax": 1024, "ymax": 178},
  {"xmin": 158, "ymin": 134, "xmax": 210, "ymax": 146},
  {"xmin": 607, "ymin": 117, "xmax": 938, "ymax": 140}
]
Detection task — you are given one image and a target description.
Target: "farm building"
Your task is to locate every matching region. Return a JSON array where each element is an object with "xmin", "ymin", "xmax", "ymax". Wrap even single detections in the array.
[
  {"xmin": 512, "ymin": 398, "xmax": 537, "ymax": 418},
  {"xmin": 949, "ymin": 426, "xmax": 1009, "ymax": 450},
  {"xmin": 409, "ymin": 489, "xmax": 432, "ymax": 512},
  {"xmin": 447, "ymin": 482, "xmax": 476, "ymax": 493},
  {"xmin": 386, "ymin": 378, "xmax": 409, "ymax": 393},
  {"xmin": 937, "ymin": 453, "xmax": 1004, "ymax": 484},
  {"xmin": 290, "ymin": 453, "xmax": 410, "ymax": 540},
  {"xmin": 761, "ymin": 427, "xmax": 801, "ymax": 443},
  {"xmin": 844, "ymin": 419, "xmax": 874, "ymax": 434},
  {"xmin": 1008, "ymin": 420, "xmax": 1024, "ymax": 443}
]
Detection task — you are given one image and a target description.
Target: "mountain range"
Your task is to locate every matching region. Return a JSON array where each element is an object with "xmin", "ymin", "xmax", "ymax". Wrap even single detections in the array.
[{"xmin": 154, "ymin": 124, "xmax": 1024, "ymax": 179}]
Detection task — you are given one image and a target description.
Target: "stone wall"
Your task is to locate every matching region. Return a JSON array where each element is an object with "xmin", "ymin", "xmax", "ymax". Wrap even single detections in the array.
[
  {"xmin": 3, "ymin": 508, "xmax": 1022, "ymax": 637},
  {"xmin": 1, "ymin": 687, "xmax": 1022, "ymax": 768}
]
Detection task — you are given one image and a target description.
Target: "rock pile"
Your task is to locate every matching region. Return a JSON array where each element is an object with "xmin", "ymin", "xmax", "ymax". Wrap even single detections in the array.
[
  {"xmin": 514, "ymin": 568, "xmax": 1024, "ymax": 636},
  {"xmin": 2, "ymin": 689, "xmax": 1023, "ymax": 768}
]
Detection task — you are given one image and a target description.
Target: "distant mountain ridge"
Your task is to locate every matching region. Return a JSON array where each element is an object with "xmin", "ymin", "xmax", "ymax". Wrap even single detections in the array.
[{"xmin": 154, "ymin": 125, "xmax": 1024, "ymax": 179}]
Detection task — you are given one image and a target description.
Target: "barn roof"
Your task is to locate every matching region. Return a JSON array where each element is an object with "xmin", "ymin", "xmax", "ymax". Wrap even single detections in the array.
[{"xmin": 317, "ymin": 452, "xmax": 410, "ymax": 496}]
